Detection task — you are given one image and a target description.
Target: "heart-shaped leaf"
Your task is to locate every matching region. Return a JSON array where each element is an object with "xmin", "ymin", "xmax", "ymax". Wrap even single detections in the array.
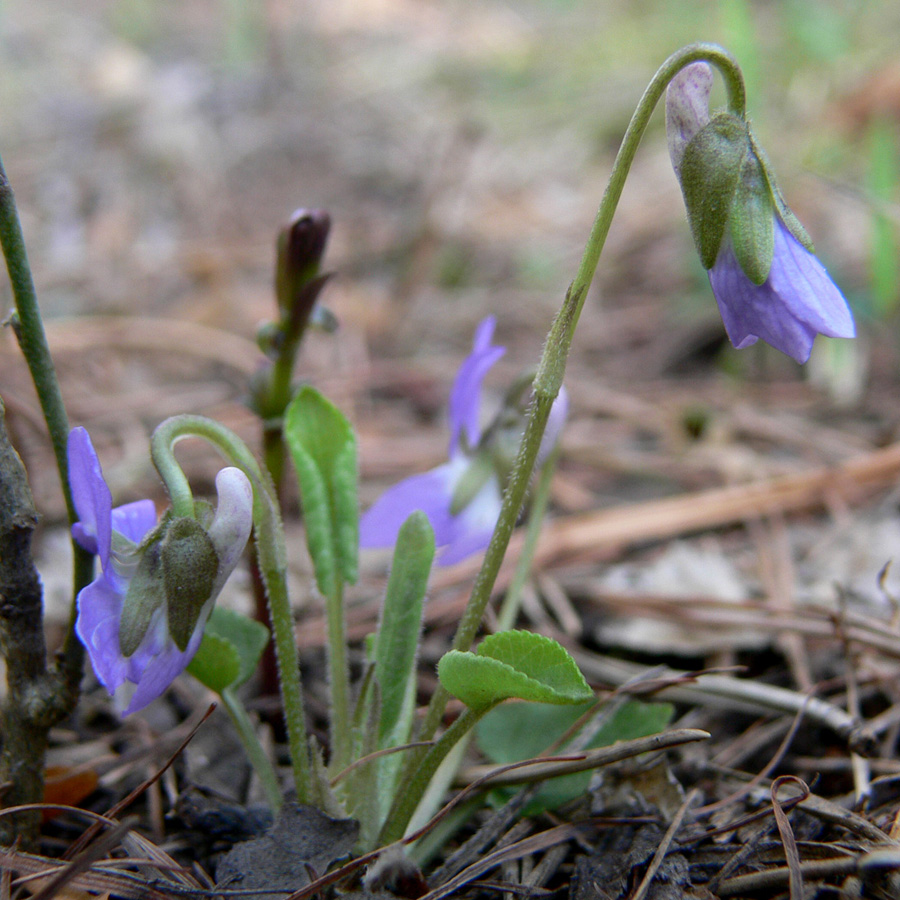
[
  {"xmin": 438, "ymin": 631, "xmax": 592, "ymax": 710},
  {"xmin": 477, "ymin": 698, "xmax": 674, "ymax": 814}
]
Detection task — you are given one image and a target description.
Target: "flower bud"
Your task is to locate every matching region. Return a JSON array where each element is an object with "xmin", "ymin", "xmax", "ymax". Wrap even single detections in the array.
[
  {"xmin": 161, "ymin": 517, "xmax": 219, "ymax": 652},
  {"xmin": 275, "ymin": 208, "xmax": 331, "ymax": 318},
  {"xmin": 666, "ymin": 61, "xmax": 713, "ymax": 179},
  {"xmin": 666, "ymin": 62, "xmax": 855, "ymax": 363}
]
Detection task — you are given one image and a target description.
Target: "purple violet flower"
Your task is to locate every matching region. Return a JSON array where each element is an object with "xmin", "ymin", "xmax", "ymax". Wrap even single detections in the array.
[
  {"xmin": 708, "ymin": 219, "xmax": 855, "ymax": 363},
  {"xmin": 666, "ymin": 62, "xmax": 855, "ymax": 364},
  {"xmin": 359, "ymin": 317, "xmax": 568, "ymax": 566},
  {"xmin": 68, "ymin": 427, "xmax": 253, "ymax": 714}
]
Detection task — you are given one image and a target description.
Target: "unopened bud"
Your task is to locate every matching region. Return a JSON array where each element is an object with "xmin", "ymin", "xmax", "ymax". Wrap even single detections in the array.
[
  {"xmin": 162, "ymin": 517, "xmax": 219, "ymax": 652},
  {"xmin": 275, "ymin": 208, "xmax": 331, "ymax": 317}
]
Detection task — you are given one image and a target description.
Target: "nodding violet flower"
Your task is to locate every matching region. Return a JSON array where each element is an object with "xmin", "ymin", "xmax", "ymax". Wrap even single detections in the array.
[
  {"xmin": 666, "ymin": 62, "xmax": 855, "ymax": 364},
  {"xmin": 68, "ymin": 427, "xmax": 253, "ymax": 714},
  {"xmin": 359, "ymin": 317, "xmax": 568, "ymax": 566}
]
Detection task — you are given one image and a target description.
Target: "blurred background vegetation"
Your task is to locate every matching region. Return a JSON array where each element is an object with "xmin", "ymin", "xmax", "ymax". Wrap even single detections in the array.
[{"xmin": 2, "ymin": 0, "xmax": 900, "ymax": 519}]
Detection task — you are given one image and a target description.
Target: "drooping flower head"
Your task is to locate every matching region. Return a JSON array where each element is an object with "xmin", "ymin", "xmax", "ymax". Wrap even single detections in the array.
[
  {"xmin": 360, "ymin": 317, "xmax": 568, "ymax": 566},
  {"xmin": 68, "ymin": 427, "xmax": 253, "ymax": 714},
  {"xmin": 666, "ymin": 62, "xmax": 855, "ymax": 364}
]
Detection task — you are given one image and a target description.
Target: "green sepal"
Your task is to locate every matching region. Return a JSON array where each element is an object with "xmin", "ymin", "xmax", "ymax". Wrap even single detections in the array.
[
  {"xmin": 187, "ymin": 606, "xmax": 270, "ymax": 693},
  {"xmin": 162, "ymin": 517, "xmax": 219, "ymax": 651},
  {"xmin": 729, "ymin": 150, "xmax": 775, "ymax": 285},
  {"xmin": 750, "ymin": 132, "xmax": 814, "ymax": 252},
  {"xmin": 285, "ymin": 386, "xmax": 359, "ymax": 597},
  {"xmin": 680, "ymin": 112, "xmax": 749, "ymax": 269},
  {"xmin": 449, "ymin": 454, "xmax": 493, "ymax": 517},
  {"xmin": 119, "ymin": 543, "xmax": 166, "ymax": 658},
  {"xmin": 437, "ymin": 631, "xmax": 593, "ymax": 711}
]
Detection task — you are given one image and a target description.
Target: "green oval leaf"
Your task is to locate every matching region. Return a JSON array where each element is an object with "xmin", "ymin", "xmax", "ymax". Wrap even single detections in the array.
[
  {"xmin": 438, "ymin": 632, "xmax": 593, "ymax": 710},
  {"xmin": 187, "ymin": 606, "xmax": 270, "ymax": 693},
  {"xmin": 187, "ymin": 632, "xmax": 241, "ymax": 694},
  {"xmin": 375, "ymin": 511, "xmax": 434, "ymax": 747},
  {"xmin": 285, "ymin": 386, "xmax": 359, "ymax": 596}
]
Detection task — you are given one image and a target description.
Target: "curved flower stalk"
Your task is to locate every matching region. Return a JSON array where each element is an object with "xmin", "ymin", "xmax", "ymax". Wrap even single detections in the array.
[
  {"xmin": 666, "ymin": 62, "xmax": 855, "ymax": 363},
  {"xmin": 360, "ymin": 317, "xmax": 568, "ymax": 566},
  {"xmin": 68, "ymin": 427, "xmax": 253, "ymax": 714}
]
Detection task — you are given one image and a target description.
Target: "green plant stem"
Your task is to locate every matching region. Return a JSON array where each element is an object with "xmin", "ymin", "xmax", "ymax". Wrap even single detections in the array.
[
  {"xmin": 151, "ymin": 415, "xmax": 310, "ymax": 802},
  {"xmin": 495, "ymin": 445, "xmax": 559, "ymax": 632},
  {"xmin": 0, "ymin": 153, "xmax": 94, "ymax": 655},
  {"xmin": 220, "ymin": 689, "xmax": 283, "ymax": 810},
  {"xmin": 0, "ymin": 154, "xmax": 72, "ymax": 522},
  {"xmin": 379, "ymin": 705, "xmax": 491, "ymax": 845},
  {"xmin": 326, "ymin": 578, "xmax": 352, "ymax": 772},
  {"xmin": 416, "ymin": 43, "xmax": 746, "ymax": 750},
  {"xmin": 261, "ymin": 350, "xmax": 296, "ymax": 495}
]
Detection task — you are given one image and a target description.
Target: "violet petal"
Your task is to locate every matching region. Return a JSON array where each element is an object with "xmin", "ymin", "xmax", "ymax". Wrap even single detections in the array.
[
  {"xmin": 436, "ymin": 474, "xmax": 503, "ymax": 567},
  {"xmin": 710, "ymin": 219, "xmax": 855, "ymax": 363},
  {"xmin": 68, "ymin": 427, "xmax": 113, "ymax": 564},
  {"xmin": 448, "ymin": 316, "xmax": 505, "ymax": 455},
  {"xmin": 111, "ymin": 500, "xmax": 158, "ymax": 546},
  {"xmin": 360, "ymin": 463, "xmax": 458, "ymax": 550}
]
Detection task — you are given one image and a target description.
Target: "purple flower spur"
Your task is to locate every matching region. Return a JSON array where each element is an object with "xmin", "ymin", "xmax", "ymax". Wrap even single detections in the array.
[{"xmin": 68, "ymin": 427, "xmax": 252, "ymax": 714}]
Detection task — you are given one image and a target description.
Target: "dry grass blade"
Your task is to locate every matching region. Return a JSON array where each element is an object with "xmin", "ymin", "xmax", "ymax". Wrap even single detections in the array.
[
  {"xmin": 457, "ymin": 728, "xmax": 710, "ymax": 788},
  {"xmin": 280, "ymin": 749, "xmax": 654, "ymax": 900},
  {"xmin": 629, "ymin": 788, "xmax": 698, "ymax": 900},
  {"xmin": 577, "ymin": 654, "xmax": 873, "ymax": 753},
  {"xmin": 418, "ymin": 823, "xmax": 589, "ymax": 900},
  {"xmin": 25, "ymin": 817, "xmax": 134, "ymax": 900},
  {"xmin": 798, "ymin": 792, "xmax": 894, "ymax": 846},
  {"xmin": 64, "ymin": 704, "xmax": 216, "ymax": 861},
  {"xmin": 536, "ymin": 440, "xmax": 900, "ymax": 566},
  {"xmin": 716, "ymin": 857, "xmax": 861, "ymax": 897},
  {"xmin": 770, "ymin": 776, "xmax": 808, "ymax": 900},
  {"xmin": 693, "ymin": 702, "xmax": 807, "ymax": 817},
  {"xmin": 0, "ymin": 845, "xmax": 179, "ymax": 900}
]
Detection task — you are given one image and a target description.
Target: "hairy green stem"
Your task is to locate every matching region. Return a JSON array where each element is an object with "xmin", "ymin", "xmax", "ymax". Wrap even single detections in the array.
[
  {"xmin": 495, "ymin": 445, "xmax": 559, "ymax": 632},
  {"xmin": 0, "ymin": 153, "xmax": 94, "ymax": 663},
  {"xmin": 260, "ymin": 348, "xmax": 296, "ymax": 495},
  {"xmin": 379, "ymin": 705, "xmax": 491, "ymax": 845},
  {"xmin": 0, "ymin": 154, "xmax": 72, "ymax": 522},
  {"xmin": 151, "ymin": 415, "xmax": 310, "ymax": 801},
  {"xmin": 0, "ymin": 158, "xmax": 92, "ymax": 832},
  {"xmin": 417, "ymin": 43, "xmax": 746, "ymax": 747},
  {"xmin": 221, "ymin": 689, "xmax": 283, "ymax": 811}
]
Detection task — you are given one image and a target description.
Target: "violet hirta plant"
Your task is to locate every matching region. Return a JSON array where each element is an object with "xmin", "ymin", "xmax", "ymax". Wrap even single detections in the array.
[{"xmin": 0, "ymin": 41, "xmax": 856, "ymax": 857}]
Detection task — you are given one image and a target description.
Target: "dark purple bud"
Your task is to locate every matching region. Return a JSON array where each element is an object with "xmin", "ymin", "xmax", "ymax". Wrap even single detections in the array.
[{"xmin": 275, "ymin": 208, "xmax": 331, "ymax": 316}]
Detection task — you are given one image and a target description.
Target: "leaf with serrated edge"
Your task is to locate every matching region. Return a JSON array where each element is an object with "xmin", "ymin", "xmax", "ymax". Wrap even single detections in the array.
[{"xmin": 438, "ymin": 632, "xmax": 592, "ymax": 710}]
